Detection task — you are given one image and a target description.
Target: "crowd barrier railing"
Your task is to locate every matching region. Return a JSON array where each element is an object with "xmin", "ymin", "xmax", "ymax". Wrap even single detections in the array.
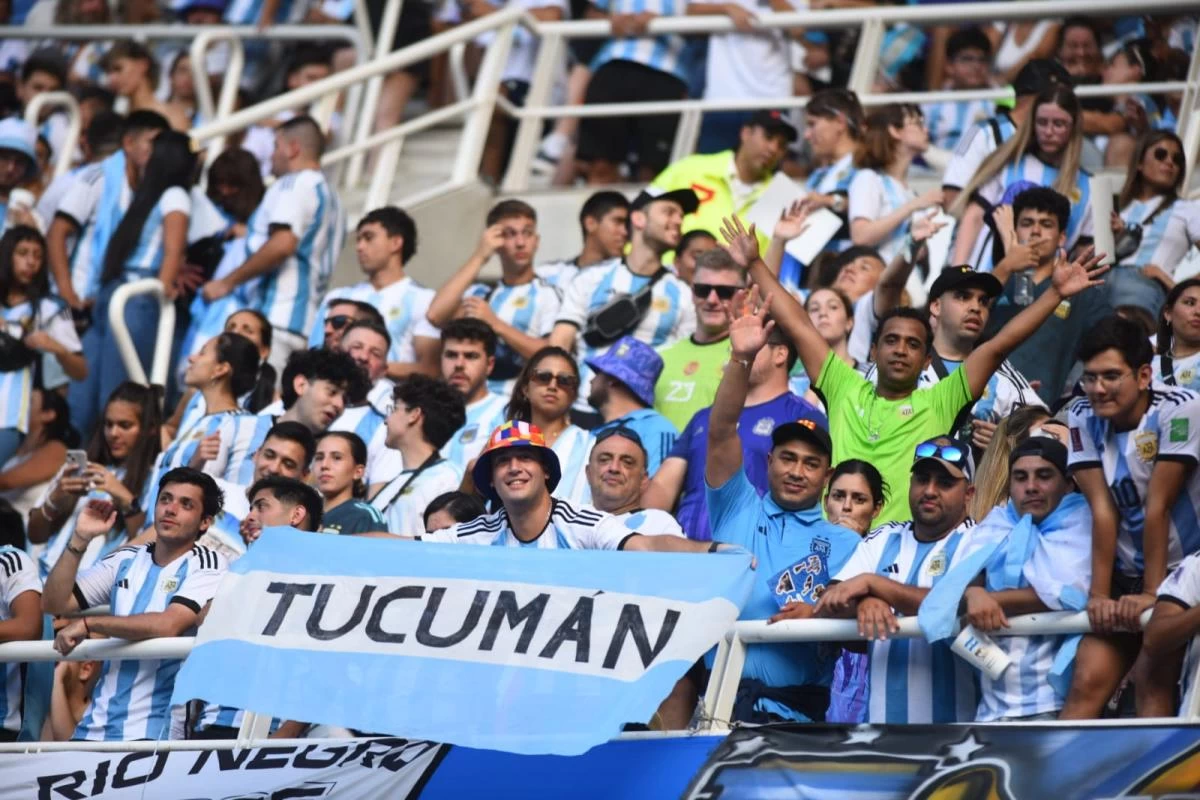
[
  {"xmin": 107, "ymin": 278, "xmax": 176, "ymax": 389},
  {"xmin": 0, "ymin": 608, "xmax": 1178, "ymax": 750},
  {"xmin": 23, "ymin": 91, "xmax": 80, "ymax": 181}
]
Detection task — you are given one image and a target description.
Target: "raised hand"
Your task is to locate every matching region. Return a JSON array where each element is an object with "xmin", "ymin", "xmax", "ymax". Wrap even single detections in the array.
[
  {"xmin": 719, "ymin": 215, "xmax": 761, "ymax": 268},
  {"xmin": 474, "ymin": 224, "xmax": 506, "ymax": 261},
  {"xmin": 1000, "ymin": 230, "xmax": 1037, "ymax": 273},
  {"xmin": 1051, "ymin": 246, "xmax": 1109, "ymax": 299},
  {"xmin": 75, "ymin": 499, "xmax": 118, "ymax": 541},
  {"xmin": 772, "ymin": 200, "xmax": 811, "ymax": 242},
  {"xmin": 728, "ymin": 287, "xmax": 775, "ymax": 361},
  {"xmin": 910, "ymin": 208, "xmax": 946, "ymax": 244}
]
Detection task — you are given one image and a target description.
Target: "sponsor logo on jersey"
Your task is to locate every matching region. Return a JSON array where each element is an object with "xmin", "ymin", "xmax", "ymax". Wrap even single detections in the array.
[
  {"xmin": 1171, "ymin": 417, "xmax": 1189, "ymax": 443},
  {"xmin": 753, "ymin": 417, "xmax": 775, "ymax": 436}
]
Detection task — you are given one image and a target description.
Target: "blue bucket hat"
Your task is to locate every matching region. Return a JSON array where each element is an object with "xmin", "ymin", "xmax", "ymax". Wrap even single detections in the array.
[
  {"xmin": 585, "ymin": 336, "xmax": 663, "ymax": 408},
  {"xmin": 0, "ymin": 118, "xmax": 38, "ymax": 181}
]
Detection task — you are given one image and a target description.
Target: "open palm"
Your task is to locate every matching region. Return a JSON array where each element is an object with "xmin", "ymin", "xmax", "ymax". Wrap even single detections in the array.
[
  {"xmin": 719, "ymin": 216, "xmax": 761, "ymax": 268},
  {"xmin": 1051, "ymin": 246, "xmax": 1109, "ymax": 298},
  {"xmin": 729, "ymin": 289, "xmax": 774, "ymax": 360}
]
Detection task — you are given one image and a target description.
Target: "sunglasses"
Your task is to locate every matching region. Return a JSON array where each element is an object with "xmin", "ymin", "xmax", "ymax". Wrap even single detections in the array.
[
  {"xmin": 326, "ymin": 314, "xmax": 353, "ymax": 331},
  {"xmin": 913, "ymin": 441, "xmax": 968, "ymax": 466},
  {"xmin": 692, "ymin": 283, "xmax": 739, "ymax": 301},
  {"xmin": 1151, "ymin": 146, "xmax": 1184, "ymax": 168},
  {"xmin": 595, "ymin": 425, "xmax": 647, "ymax": 450},
  {"xmin": 531, "ymin": 370, "xmax": 579, "ymax": 390}
]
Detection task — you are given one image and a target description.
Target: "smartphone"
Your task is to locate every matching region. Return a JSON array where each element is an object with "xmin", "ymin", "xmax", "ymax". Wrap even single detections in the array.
[{"xmin": 65, "ymin": 450, "xmax": 88, "ymax": 474}]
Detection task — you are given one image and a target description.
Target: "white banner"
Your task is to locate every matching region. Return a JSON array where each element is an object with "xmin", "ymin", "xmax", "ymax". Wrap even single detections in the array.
[{"xmin": 0, "ymin": 738, "xmax": 445, "ymax": 800}]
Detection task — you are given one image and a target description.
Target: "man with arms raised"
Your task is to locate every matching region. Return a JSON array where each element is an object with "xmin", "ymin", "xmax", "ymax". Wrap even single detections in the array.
[
  {"xmin": 720, "ymin": 214, "xmax": 1107, "ymax": 524},
  {"xmin": 1061, "ymin": 316, "xmax": 1200, "ymax": 719},
  {"xmin": 43, "ymin": 468, "xmax": 228, "ymax": 741},
  {"xmin": 310, "ymin": 206, "xmax": 440, "ymax": 378},
  {"xmin": 706, "ymin": 294, "xmax": 860, "ymax": 722}
]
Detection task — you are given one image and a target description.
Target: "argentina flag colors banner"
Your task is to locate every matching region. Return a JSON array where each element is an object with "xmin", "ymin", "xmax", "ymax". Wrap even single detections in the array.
[{"xmin": 172, "ymin": 527, "xmax": 754, "ymax": 755}]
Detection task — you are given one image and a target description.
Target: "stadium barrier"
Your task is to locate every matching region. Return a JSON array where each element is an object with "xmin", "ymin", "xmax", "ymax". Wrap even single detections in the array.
[
  {"xmin": 108, "ymin": 278, "xmax": 176, "ymax": 388},
  {"xmin": 0, "ymin": 608, "xmax": 1174, "ymax": 749},
  {"xmin": 23, "ymin": 91, "xmax": 79, "ymax": 181}
]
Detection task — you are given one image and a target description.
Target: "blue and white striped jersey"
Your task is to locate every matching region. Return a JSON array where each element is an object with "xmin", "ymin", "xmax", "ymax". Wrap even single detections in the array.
[
  {"xmin": 0, "ymin": 547, "xmax": 39, "ymax": 733},
  {"xmin": 806, "ymin": 152, "xmax": 857, "ymax": 197},
  {"xmin": 142, "ymin": 410, "xmax": 262, "ymax": 519},
  {"xmin": 1067, "ymin": 389, "xmax": 1200, "ymax": 578},
  {"xmin": 556, "ymin": 261, "xmax": 695, "ymax": 407},
  {"xmin": 1153, "ymin": 351, "xmax": 1200, "ymax": 392},
  {"xmin": 834, "ymin": 518, "xmax": 992, "ymax": 724},
  {"xmin": 967, "ymin": 154, "xmax": 1094, "ymax": 273},
  {"xmin": 243, "ymin": 169, "xmax": 345, "ymax": 337},
  {"xmin": 941, "ymin": 112, "xmax": 1017, "ymax": 191},
  {"xmin": 848, "ymin": 169, "xmax": 925, "ymax": 303},
  {"xmin": 465, "ymin": 278, "xmax": 562, "ymax": 397},
  {"xmin": 922, "ymin": 98, "xmax": 993, "ymax": 152},
  {"xmin": 551, "ymin": 424, "xmax": 594, "ymax": 506},
  {"xmin": 73, "ymin": 542, "xmax": 226, "ymax": 741},
  {"xmin": 309, "ymin": 276, "xmax": 440, "ymax": 364},
  {"xmin": 119, "ymin": 186, "xmax": 190, "ymax": 282},
  {"xmin": 0, "ymin": 297, "xmax": 80, "ymax": 433},
  {"xmin": 1119, "ymin": 196, "xmax": 1187, "ymax": 272},
  {"xmin": 444, "ymin": 392, "xmax": 510, "ymax": 473},
  {"xmin": 36, "ymin": 470, "xmax": 128, "ymax": 580},
  {"xmin": 590, "ymin": 0, "xmax": 689, "ymax": 82},
  {"xmin": 422, "ymin": 498, "xmax": 632, "ymax": 549},
  {"xmin": 55, "ymin": 160, "xmax": 132, "ymax": 302},
  {"xmin": 223, "ymin": 0, "xmax": 300, "ymax": 24},
  {"xmin": 370, "ymin": 458, "xmax": 463, "ymax": 535},
  {"xmin": 330, "ymin": 402, "xmax": 403, "ymax": 487},
  {"xmin": 177, "ymin": 388, "xmax": 257, "ymax": 440},
  {"xmin": 1157, "ymin": 552, "xmax": 1200, "ymax": 714}
]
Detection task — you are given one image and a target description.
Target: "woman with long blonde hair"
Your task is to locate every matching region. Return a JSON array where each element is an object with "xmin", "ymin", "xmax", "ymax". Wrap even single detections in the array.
[{"xmin": 950, "ymin": 84, "xmax": 1091, "ymax": 274}]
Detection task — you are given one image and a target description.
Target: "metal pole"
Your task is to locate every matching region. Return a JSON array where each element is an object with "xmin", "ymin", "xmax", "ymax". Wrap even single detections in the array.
[
  {"xmin": 500, "ymin": 29, "xmax": 563, "ymax": 192},
  {"xmin": 451, "ymin": 20, "xmax": 516, "ymax": 185},
  {"xmin": 346, "ymin": 0, "xmax": 407, "ymax": 189},
  {"xmin": 23, "ymin": 91, "xmax": 80, "ymax": 180},
  {"xmin": 107, "ymin": 279, "xmax": 177, "ymax": 388}
]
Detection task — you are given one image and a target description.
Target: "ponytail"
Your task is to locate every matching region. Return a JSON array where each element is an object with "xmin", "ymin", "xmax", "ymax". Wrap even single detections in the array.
[{"xmin": 246, "ymin": 362, "xmax": 277, "ymax": 413}]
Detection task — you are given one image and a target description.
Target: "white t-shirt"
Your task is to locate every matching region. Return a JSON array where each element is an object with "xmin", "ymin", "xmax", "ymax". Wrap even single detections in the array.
[
  {"xmin": 310, "ymin": 277, "xmax": 440, "ymax": 365},
  {"xmin": 703, "ymin": 0, "xmax": 791, "ymax": 100}
]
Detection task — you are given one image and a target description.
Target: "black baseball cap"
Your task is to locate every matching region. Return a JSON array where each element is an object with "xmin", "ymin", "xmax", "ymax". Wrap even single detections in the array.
[
  {"xmin": 746, "ymin": 109, "xmax": 798, "ymax": 143},
  {"xmin": 1012, "ymin": 58, "xmax": 1071, "ymax": 98},
  {"xmin": 771, "ymin": 418, "xmax": 832, "ymax": 459},
  {"xmin": 1009, "ymin": 436, "xmax": 1069, "ymax": 477},
  {"xmin": 928, "ymin": 265, "xmax": 1004, "ymax": 302},
  {"xmin": 631, "ymin": 186, "xmax": 700, "ymax": 215}
]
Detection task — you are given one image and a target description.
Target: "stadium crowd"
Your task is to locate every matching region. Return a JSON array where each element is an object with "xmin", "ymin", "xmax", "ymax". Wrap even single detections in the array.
[{"xmin": 0, "ymin": 2, "xmax": 1194, "ymax": 744}]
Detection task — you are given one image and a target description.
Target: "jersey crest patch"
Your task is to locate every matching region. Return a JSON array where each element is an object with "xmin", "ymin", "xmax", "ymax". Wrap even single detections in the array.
[
  {"xmin": 1135, "ymin": 430, "xmax": 1158, "ymax": 462},
  {"xmin": 753, "ymin": 417, "xmax": 775, "ymax": 436}
]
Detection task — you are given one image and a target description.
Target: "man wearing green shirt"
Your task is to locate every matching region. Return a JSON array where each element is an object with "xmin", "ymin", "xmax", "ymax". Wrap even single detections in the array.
[
  {"xmin": 720, "ymin": 215, "xmax": 1108, "ymax": 524},
  {"xmin": 654, "ymin": 248, "xmax": 742, "ymax": 430}
]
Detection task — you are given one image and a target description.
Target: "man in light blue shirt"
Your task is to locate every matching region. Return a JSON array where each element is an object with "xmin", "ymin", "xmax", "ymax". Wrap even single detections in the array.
[
  {"xmin": 588, "ymin": 335, "xmax": 678, "ymax": 476},
  {"xmin": 705, "ymin": 299, "xmax": 860, "ymax": 722}
]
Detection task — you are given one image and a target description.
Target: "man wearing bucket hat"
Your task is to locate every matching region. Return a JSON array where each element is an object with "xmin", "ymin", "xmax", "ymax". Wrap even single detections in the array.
[
  {"xmin": 0, "ymin": 118, "xmax": 40, "ymax": 229},
  {"xmin": 587, "ymin": 335, "xmax": 678, "ymax": 475},
  {"xmin": 421, "ymin": 420, "xmax": 730, "ymax": 553}
]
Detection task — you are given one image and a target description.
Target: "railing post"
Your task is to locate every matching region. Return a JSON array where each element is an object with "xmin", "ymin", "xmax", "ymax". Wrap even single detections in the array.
[
  {"xmin": 366, "ymin": 137, "xmax": 404, "ymax": 210},
  {"xmin": 711, "ymin": 632, "xmax": 746, "ymax": 728},
  {"xmin": 847, "ymin": 17, "xmax": 885, "ymax": 96},
  {"xmin": 192, "ymin": 32, "xmax": 246, "ymax": 172},
  {"xmin": 700, "ymin": 633, "xmax": 730, "ymax": 730},
  {"xmin": 670, "ymin": 108, "xmax": 703, "ymax": 165},
  {"xmin": 452, "ymin": 20, "xmax": 517, "ymax": 185},
  {"xmin": 107, "ymin": 279, "xmax": 177, "ymax": 389},
  {"xmin": 501, "ymin": 27, "xmax": 562, "ymax": 192},
  {"xmin": 23, "ymin": 91, "xmax": 80, "ymax": 180},
  {"xmin": 346, "ymin": 0, "xmax": 407, "ymax": 189}
]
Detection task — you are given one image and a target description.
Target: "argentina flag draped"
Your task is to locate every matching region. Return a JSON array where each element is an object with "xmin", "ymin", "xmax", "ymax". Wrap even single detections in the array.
[{"xmin": 172, "ymin": 527, "xmax": 754, "ymax": 755}]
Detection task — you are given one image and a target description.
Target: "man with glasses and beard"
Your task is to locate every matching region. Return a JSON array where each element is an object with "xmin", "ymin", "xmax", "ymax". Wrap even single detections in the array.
[{"xmin": 1062, "ymin": 316, "xmax": 1200, "ymax": 719}]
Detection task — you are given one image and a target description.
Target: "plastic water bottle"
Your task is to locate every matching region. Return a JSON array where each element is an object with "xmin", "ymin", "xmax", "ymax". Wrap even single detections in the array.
[{"xmin": 1013, "ymin": 270, "xmax": 1034, "ymax": 306}]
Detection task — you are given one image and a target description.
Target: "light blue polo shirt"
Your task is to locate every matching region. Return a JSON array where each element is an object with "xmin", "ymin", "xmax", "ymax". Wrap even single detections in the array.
[
  {"xmin": 594, "ymin": 408, "xmax": 679, "ymax": 476},
  {"xmin": 707, "ymin": 467, "xmax": 860, "ymax": 717}
]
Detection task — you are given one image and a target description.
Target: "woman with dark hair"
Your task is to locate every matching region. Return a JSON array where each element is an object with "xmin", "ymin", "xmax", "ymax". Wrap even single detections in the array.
[
  {"xmin": 0, "ymin": 226, "xmax": 84, "ymax": 468},
  {"xmin": 164, "ymin": 51, "xmax": 200, "ymax": 129},
  {"xmin": 139, "ymin": 331, "xmax": 264, "ymax": 517},
  {"xmin": 790, "ymin": 286, "xmax": 860, "ymax": 402},
  {"xmin": 0, "ymin": 388, "xmax": 72, "ymax": 535},
  {"xmin": 952, "ymin": 84, "xmax": 1091, "ymax": 273},
  {"xmin": 1153, "ymin": 278, "xmax": 1200, "ymax": 391},
  {"xmin": 505, "ymin": 346, "xmax": 592, "ymax": 504},
  {"xmin": 1109, "ymin": 131, "xmax": 1189, "ymax": 314},
  {"xmin": 820, "ymin": 457, "xmax": 886, "ymax": 725},
  {"xmin": 74, "ymin": 130, "xmax": 194, "ymax": 438},
  {"xmin": 29, "ymin": 382, "xmax": 162, "ymax": 577},
  {"xmin": 314, "ymin": 431, "xmax": 386, "ymax": 536},
  {"xmin": 848, "ymin": 104, "xmax": 941, "ymax": 306}
]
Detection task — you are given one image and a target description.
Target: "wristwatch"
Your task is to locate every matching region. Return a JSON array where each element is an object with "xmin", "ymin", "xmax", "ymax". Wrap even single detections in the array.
[
  {"xmin": 119, "ymin": 497, "xmax": 142, "ymax": 517},
  {"xmin": 830, "ymin": 194, "xmax": 847, "ymax": 214}
]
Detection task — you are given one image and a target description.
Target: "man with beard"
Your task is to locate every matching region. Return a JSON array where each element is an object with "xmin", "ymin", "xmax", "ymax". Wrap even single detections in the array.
[
  {"xmin": 441, "ymin": 319, "xmax": 510, "ymax": 472},
  {"xmin": 587, "ymin": 336, "xmax": 677, "ymax": 475},
  {"xmin": 551, "ymin": 187, "xmax": 698, "ymax": 411}
]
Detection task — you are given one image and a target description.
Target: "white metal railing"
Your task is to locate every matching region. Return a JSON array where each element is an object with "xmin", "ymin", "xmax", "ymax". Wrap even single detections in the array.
[
  {"xmin": 501, "ymin": 0, "xmax": 1200, "ymax": 191},
  {"xmin": 0, "ymin": 608, "xmax": 1182, "ymax": 746},
  {"xmin": 23, "ymin": 91, "xmax": 80, "ymax": 181},
  {"xmin": 108, "ymin": 279, "xmax": 177, "ymax": 389}
]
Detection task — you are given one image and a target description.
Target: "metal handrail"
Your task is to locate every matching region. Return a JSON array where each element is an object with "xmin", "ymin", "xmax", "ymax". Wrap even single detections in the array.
[
  {"xmin": 107, "ymin": 279, "xmax": 177, "ymax": 389},
  {"xmin": 23, "ymin": 91, "xmax": 80, "ymax": 181}
]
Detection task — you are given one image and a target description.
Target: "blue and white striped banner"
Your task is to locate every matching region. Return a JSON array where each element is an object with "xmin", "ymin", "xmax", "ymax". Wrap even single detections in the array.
[{"xmin": 172, "ymin": 527, "xmax": 754, "ymax": 755}]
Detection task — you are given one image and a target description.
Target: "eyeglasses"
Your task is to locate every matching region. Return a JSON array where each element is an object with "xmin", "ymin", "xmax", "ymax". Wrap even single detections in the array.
[
  {"xmin": 692, "ymin": 283, "xmax": 739, "ymax": 301},
  {"xmin": 913, "ymin": 441, "xmax": 968, "ymax": 466},
  {"xmin": 326, "ymin": 314, "xmax": 353, "ymax": 331},
  {"xmin": 1080, "ymin": 370, "xmax": 1132, "ymax": 389},
  {"xmin": 530, "ymin": 370, "xmax": 579, "ymax": 390},
  {"xmin": 1151, "ymin": 146, "xmax": 1185, "ymax": 168}
]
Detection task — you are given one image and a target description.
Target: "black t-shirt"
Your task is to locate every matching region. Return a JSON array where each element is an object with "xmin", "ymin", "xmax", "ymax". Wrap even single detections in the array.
[{"xmin": 320, "ymin": 500, "xmax": 386, "ymax": 536}]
